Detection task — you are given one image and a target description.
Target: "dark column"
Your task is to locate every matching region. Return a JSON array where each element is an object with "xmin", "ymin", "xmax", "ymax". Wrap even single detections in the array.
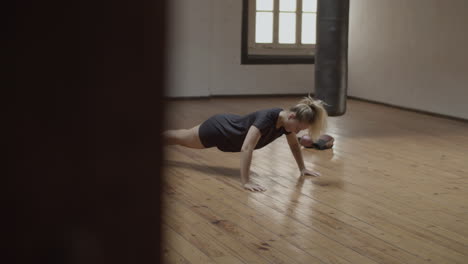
[
  {"xmin": 8, "ymin": 0, "xmax": 166, "ymax": 263},
  {"xmin": 315, "ymin": 0, "xmax": 350, "ymax": 116}
]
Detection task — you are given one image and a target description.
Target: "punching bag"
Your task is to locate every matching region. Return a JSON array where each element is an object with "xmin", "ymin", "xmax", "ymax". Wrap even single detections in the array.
[{"xmin": 315, "ymin": 0, "xmax": 350, "ymax": 116}]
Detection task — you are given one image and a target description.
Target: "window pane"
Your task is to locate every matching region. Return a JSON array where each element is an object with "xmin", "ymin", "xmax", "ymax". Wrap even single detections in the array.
[
  {"xmin": 301, "ymin": 13, "xmax": 316, "ymax": 44},
  {"xmin": 256, "ymin": 12, "xmax": 273, "ymax": 43},
  {"xmin": 302, "ymin": 0, "xmax": 317, "ymax": 12},
  {"xmin": 279, "ymin": 13, "xmax": 296, "ymax": 44},
  {"xmin": 279, "ymin": 0, "xmax": 296, "ymax": 11},
  {"xmin": 257, "ymin": 0, "xmax": 273, "ymax": 11}
]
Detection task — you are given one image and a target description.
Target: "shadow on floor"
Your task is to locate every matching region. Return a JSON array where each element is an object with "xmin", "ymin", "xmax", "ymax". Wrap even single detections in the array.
[{"xmin": 164, "ymin": 160, "xmax": 239, "ymax": 179}]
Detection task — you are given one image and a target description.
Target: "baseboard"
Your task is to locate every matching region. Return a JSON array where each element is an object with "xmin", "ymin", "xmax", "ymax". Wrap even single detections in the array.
[
  {"xmin": 348, "ymin": 96, "xmax": 468, "ymax": 123},
  {"xmin": 164, "ymin": 94, "xmax": 467, "ymax": 123},
  {"xmin": 164, "ymin": 93, "xmax": 313, "ymax": 100}
]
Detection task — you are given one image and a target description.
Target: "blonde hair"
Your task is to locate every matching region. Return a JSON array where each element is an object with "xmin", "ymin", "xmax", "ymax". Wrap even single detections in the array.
[{"xmin": 290, "ymin": 96, "xmax": 328, "ymax": 141}]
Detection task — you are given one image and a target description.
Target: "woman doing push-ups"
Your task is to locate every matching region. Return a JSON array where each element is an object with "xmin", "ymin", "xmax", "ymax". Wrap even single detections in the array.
[{"xmin": 164, "ymin": 96, "xmax": 330, "ymax": 192}]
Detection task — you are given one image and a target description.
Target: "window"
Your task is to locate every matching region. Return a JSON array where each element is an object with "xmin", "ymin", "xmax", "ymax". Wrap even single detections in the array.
[{"xmin": 242, "ymin": 0, "xmax": 317, "ymax": 64}]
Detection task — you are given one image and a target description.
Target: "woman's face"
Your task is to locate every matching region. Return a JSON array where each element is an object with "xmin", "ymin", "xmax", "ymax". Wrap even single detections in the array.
[{"xmin": 284, "ymin": 114, "xmax": 309, "ymax": 134}]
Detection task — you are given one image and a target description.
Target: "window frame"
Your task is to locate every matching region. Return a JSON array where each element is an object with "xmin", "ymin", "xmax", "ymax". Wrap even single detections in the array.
[{"xmin": 241, "ymin": 0, "xmax": 316, "ymax": 64}]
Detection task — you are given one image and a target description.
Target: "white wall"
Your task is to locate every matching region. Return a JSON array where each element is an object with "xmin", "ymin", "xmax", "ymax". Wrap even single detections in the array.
[
  {"xmin": 167, "ymin": 0, "xmax": 468, "ymax": 119},
  {"xmin": 166, "ymin": 0, "xmax": 213, "ymax": 97},
  {"xmin": 166, "ymin": 0, "xmax": 315, "ymax": 97},
  {"xmin": 349, "ymin": 0, "xmax": 468, "ymax": 119}
]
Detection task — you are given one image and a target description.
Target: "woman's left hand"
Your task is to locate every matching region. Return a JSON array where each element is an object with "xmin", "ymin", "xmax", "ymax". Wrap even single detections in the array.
[{"xmin": 301, "ymin": 168, "xmax": 321, "ymax": 177}]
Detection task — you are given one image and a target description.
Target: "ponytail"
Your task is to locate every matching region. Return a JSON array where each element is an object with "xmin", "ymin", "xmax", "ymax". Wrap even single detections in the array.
[{"xmin": 290, "ymin": 96, "xmax": 328, "ymax": 141}]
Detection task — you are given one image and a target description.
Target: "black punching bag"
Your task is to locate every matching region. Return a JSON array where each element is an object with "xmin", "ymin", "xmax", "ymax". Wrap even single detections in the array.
[{"xmin": 315, "ymin": 0, "xmax": 350, "ymax": 116}]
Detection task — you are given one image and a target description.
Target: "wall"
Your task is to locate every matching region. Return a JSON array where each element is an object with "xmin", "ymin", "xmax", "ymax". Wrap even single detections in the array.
[
  {"xmin": 166, "ymin": 0, "xmax": 213, "ymax": 97},
  {"xmin": 166, "ymin": 0, "xmax": 315, "ymax": 97},
  {"xmin": 348, "ymin": 0, "xmax": 468, "ymax": 119},
  {"xmin": 167, "ymin": 0, "xmax": 468, "ymax": 119}
]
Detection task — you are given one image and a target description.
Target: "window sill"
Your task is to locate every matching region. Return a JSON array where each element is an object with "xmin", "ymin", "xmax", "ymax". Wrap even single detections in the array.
[{"xmin": 241, "ymin": 55, "xmax": 315, "ymax": 65}]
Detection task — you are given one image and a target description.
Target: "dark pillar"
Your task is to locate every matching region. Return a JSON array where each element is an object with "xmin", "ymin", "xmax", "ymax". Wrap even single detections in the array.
[
  {"xmin": 9, "ymin": 0, "xmax": 166, "ymax": 263},
  {"xmin": 315, "ymin": 0, "xmax": 350, "ymax": 116}
]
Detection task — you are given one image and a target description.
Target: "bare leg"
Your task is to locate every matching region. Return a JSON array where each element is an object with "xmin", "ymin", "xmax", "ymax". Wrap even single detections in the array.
[{"xmin": 163, "ymin": 125, "xmax": 205, "ymax": 149}]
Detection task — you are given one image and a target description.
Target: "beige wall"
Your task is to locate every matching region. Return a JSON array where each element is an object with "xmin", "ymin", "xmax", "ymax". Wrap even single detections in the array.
[
  {"xmin": 166, "ymin": 0, "xmax": 315, "ymax": 98},
  {"xmin": 167, "ymin": 0, "xmax": 468, "ymax": 119},
  {"xmin": 349, "ymin": 0, "xmax": 468, "ymax": 119},
  {"xmin": 166, "ymin": 0, "xmax": 213, "ymax": 97}
]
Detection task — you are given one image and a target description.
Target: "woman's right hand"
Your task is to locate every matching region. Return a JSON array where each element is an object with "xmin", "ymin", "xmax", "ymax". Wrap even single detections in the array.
[{"xmin": 243, "ymin": 182, "xmax": 266, "ymax": 192}]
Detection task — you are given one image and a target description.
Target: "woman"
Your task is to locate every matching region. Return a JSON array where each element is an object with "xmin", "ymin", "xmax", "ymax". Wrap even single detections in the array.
[{"xmin": 164, "ymin": 96, "xmax": 328, "ymax": 192}]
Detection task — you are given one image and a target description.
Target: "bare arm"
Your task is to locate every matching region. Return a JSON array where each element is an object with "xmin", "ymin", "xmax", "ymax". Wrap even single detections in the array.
[
  {"xmin": 286, "ymin": 133, "xmax": 321, "ymax": 177},
  {"xmin": 240, "ymin": 126, "xmax": 265, "ymax": 191},
  {"xmin": 286, "ymin": 132, "xmax": 306, "ymax": 171}
]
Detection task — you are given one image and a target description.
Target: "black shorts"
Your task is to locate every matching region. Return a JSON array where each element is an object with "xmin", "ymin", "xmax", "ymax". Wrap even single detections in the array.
[{"xmin": 198, "ymin": 115, "xmax": 223, "ymax": 148}]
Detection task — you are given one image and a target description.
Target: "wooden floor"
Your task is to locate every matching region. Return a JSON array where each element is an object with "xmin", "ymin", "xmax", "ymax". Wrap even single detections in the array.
[{"xmin": 162, "ymin": 97, "xmax": 468, "ymax": 264}]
